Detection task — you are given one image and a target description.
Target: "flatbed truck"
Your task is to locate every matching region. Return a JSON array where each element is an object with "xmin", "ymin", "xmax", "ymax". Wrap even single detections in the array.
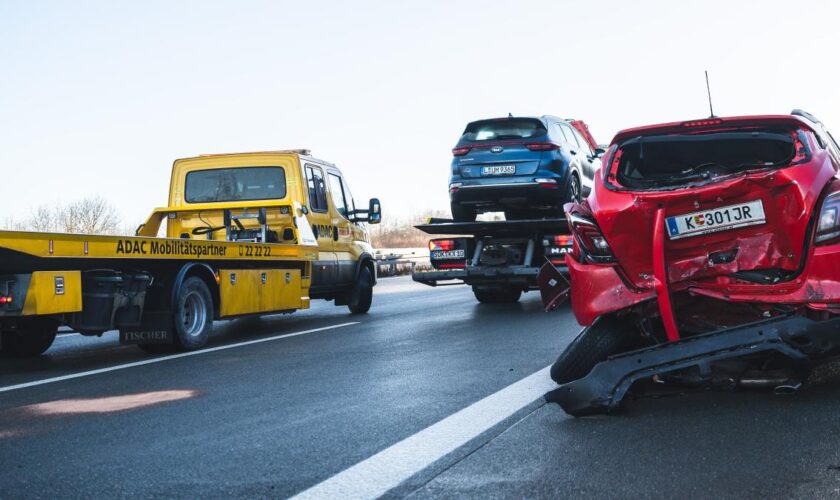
[
  {"xmin": 411, "ymin": 217, "xmax": 572, "ymax": 303},
  {"xmin": 0, "ymin": 149, "xmax": 381, "ymax": 357}
]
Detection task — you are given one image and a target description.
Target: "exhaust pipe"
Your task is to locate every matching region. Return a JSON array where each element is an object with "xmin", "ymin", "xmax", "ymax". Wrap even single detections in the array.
[
  {"xmin": 738, "ymin": 376, "xmax": 802, "ymax": 394},
  {"xmin": 773, "ymin": 380, "xmax": 802, "ymax": 395}
]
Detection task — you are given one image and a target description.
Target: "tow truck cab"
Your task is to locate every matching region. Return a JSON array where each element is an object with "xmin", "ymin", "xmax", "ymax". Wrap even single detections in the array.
[
  {"xmin": 150, "ymin": 149, "xmax": 382, "ymax": 304},
  {"xmin": 0, "ymin": 149, "xmax": 381, "ymax": 358}
]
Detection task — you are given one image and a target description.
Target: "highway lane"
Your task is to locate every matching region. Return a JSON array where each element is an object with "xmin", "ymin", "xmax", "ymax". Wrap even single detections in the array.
[
  {"xmin": 5, "ymin": 275, "xmax": 840, "ymax": 498},
  {"xmin": 0, "ymin": 277, "xmax": 577, "ymax": 498}
]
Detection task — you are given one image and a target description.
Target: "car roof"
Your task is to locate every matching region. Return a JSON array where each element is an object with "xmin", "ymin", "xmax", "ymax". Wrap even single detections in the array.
[{"xmin": 611, "ymin": 113, "xmax": 818, "ymax": 146}]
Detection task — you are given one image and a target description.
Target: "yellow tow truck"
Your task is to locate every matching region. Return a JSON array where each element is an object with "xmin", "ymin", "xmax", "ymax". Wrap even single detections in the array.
[{"xmin": 0, "ymin": 149, "xmax": 381, "ymax": 357}]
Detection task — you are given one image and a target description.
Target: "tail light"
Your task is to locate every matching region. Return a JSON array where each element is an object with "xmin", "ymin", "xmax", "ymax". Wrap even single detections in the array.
[
  {"xmin": 0, "ymin": 295, "xmax": 13, "ymax": 304},
  {"xmin": 449, "ymin": 182, "xmax": 462, "ymax": 193},
  {"xmin": 535, "ymin": 178, "xmax": 559, "ymax": 189},
  {"xmin": 815, "ymin": 183, "xmax": 840, "ymax": 245},
  {"xmin": 551, "ymin": 235, "xmax": 573, "ymax": 246},
  {"xmin": 452, "ymin": 147, "xmax": 471, "ymax": 156},
  {"xmin": 429, "ymin": 239, "xmax": 457, "ymax": 251},
  {"xmin": 526, "ymin": 142, "xmax": 559, "ymax": 152},
  {"xmin": 568, "ymin": 213, "xmax": 616, "ymax": 263}
]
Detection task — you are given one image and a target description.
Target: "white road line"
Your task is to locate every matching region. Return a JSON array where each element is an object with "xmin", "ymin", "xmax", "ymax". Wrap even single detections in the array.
[
  {"xmin": 0, "ymin": 322, "xmax": 359, "ymax": 394},
  {"xmin": 293, "ymin": 365, "xmax": 556, "ymax": 500}
]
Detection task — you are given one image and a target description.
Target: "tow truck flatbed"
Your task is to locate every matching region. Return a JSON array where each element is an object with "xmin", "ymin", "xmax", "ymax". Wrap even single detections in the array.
[{"xmin": 412, "ymin": 217, "xmax": 572, "ymax": 304}]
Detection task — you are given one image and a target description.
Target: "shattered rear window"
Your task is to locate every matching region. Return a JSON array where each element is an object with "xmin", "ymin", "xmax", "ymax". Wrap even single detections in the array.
[{"xmin": 614, "ymin": 128, "xmax": 801, "ymax": 189}]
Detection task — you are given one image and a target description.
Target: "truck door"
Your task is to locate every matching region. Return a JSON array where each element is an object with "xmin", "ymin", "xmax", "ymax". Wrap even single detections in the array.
[
  {"xmin": 327, "ymin": 169, "xmax": 359, "ymax": 287},
  {"xmin": 303, "ymin": 163, "xmax": 337, "ymax": 286}
]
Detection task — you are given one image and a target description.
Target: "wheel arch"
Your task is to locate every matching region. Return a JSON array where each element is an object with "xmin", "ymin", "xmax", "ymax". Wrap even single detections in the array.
[
  {"xmin": 172, "ymin": 263, "xmax": 220, "ymax": 317},
  {"xmin": 355, "ymin": 253, "xmax": 377, "ymax": 286}
]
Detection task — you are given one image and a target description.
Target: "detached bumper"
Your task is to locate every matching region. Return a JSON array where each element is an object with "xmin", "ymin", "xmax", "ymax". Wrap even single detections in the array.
[{"xmin": 547, "ymin": 315, "xmax": 840, "ymax": 416}]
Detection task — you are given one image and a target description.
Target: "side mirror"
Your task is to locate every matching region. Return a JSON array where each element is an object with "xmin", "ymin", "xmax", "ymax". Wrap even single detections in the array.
[
  {"xmin": 593, "ymin": 148, "xmax": 606, "ymax": 159},
  {"xmin": 368, "ymin": 198, "xmax": 382, "ymax": 224}
]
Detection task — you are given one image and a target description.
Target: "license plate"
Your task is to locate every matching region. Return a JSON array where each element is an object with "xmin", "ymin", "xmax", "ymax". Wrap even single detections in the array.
[
  {"xmin": 666, "ymin": 200, "xmax": 766, "ymax": 240},
  {"xmin": 481, "ymin": 165, "xmax": 516, "ymax": 176},
  {"xmin": 432, "ymin": 249, "xmax": 465, "ymax": 260}
]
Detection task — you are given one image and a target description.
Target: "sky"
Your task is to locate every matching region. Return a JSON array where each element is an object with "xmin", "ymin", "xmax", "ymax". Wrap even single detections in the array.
[{"xmin": 1, "ymin": 0, "xmax": 838, "ymax": 227}]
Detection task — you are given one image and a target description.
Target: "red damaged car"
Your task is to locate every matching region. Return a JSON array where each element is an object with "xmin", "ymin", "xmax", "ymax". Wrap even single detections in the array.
[{"xmin": 540, "ymin": 110, "xmax": 840, "ymax": 416}]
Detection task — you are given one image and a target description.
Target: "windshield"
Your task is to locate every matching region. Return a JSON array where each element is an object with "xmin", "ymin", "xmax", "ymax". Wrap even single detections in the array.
[
  {"xmin": 460, "ymin": 118, "xmax": 547, "ymax": 142},
  {"xmin": 185, "ymin": 167, "xmax": 287, "ymax": 203},
  {"xmin": 614, "ymin": 128, "xmax": 799, "ymax": 189}
]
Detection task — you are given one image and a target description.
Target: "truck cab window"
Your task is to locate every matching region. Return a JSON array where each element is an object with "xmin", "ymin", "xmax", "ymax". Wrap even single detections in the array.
[
  {"xmin": 305, "ymin": 165, "xmax": 329, "ymax": 212},
  {"xmin": 328, "ymin": 173, "xmax": 348, "ymax": 216}
]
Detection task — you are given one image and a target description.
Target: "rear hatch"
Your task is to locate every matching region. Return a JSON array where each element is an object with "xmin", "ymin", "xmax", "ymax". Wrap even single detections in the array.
[
  {"xmin": 599, "ymin": 117, "xmax": 829, "ymax": 288},
  {"xmin": 453, "ymin": 118, "xmax": 550, "ymax": 178}
]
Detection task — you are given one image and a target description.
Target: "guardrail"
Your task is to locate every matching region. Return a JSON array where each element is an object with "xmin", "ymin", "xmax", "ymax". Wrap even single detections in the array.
[{"xmin": 374, "ymin": 248, "xmax": 430, "ymax": 277}]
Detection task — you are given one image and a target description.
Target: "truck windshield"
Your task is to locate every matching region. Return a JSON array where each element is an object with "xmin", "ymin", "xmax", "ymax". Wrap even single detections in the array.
[
  {"xmin": 185, "ymin": 167, "xmax": 287, "ymax": 203},
  {"xmin": 615, "ymin": 129, "xmax": 799, "ymax": 189},
  {"xmin": 460, "ymin": 118, "xmax": 546, "ymax": 142}
]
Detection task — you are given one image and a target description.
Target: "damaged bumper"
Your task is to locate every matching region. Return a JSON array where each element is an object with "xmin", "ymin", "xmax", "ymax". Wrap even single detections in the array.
[{"xmin": 546, "ymin": 315, "xmax": 840, "ymax": 416}]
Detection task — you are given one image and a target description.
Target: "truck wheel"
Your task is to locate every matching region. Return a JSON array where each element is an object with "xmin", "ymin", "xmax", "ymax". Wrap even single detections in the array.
[
  {"xmin": 173, "ymin": 277, "xmax": 213, "ymax": 351},
  {"xmin": 348, "ymin": 267, "xmax": 374, "ymax": 314},
  {"xmin": 0, "ymin": 318, "xmax": 59, "ymax": 358},
  {"xmin": 550, "ymin": 316, "xmax": 634, "ymax": 384},
  {"xmin": 473, "ymin": 286, "xmax": 522, "ymax": 304},
  {"xmin": 450, "ymin": 202, "xmax": 476, "ymax": 222}
]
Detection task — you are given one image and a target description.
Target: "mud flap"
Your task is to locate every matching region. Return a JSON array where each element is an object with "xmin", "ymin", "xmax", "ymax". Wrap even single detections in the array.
[
  {"xmin": 119, "ymin": 311, "xmax": 174, "ymax": 345},
  {"xmin": 538, "ymin": 261, "xmax": 570, "ymax": 311},
  {"xmin": 546, "ymin": 315, "xmax": 840, "ymax": 416}
]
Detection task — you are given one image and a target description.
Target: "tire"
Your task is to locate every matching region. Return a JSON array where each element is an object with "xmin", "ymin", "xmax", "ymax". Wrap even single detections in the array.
[
  {"xmin": 450, "ymin": 202, "xmax": 476, "ymax": 222},
  {"xmin": 566, "ymin": 173, "xmax": 582, "ymax": 204},
  {"xmin": 347, "ymin": 267, "xmax": 374, "ymax": 314},
  {"xmin": 472, "ymin": 286, "xmax": 522, "ymax": 304},
  {"xmin": 550, "ymin": 316, "xmax": 635, "ymax": 384},
  {"xmin": 172, "ymin": 277, "xmax": 213, "ymax": 351},
  {"xmin": 0, "ymin": 318, "xmax": 59, "ymax": 358}
]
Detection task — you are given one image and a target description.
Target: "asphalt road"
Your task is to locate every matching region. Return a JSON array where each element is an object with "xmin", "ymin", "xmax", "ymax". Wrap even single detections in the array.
[{"xmin": 2, "ymin": 276, "xmax": 840, "ymax": 498}]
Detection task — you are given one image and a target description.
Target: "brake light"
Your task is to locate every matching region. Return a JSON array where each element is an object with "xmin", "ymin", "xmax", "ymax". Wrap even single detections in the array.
[
  {"xmin": 815, "ymin": 184, "xmax": 840, "ymax": 245},
  {"xmin": 452, "ymin": 147, "xmax": 471, "ymax": 156},
  {"xmin": 429, "ymin": 239, "xmax": 457, "ymax": 251},
  {"xmin": 681, "ymin": 118, "xmax": 722, "ymax": 128},
  {"xmin": 551, "ymin": 235, "xmax": 573, "ymax": 246},
  {"xmin": 0, "ymin": 295, "xmax": 12, "ymax": 304},
  {"xmin": 568, "ymin": 213, "xmax": 616, "ymax": 263},
  {"xmin": 526, "ymin": 142, "xmax": 559, "ymax": 152}
]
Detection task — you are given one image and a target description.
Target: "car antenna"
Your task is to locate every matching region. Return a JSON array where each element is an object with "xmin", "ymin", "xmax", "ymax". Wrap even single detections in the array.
[
  {"xmin": 705, "ymin": 70, "xmax": 716, "ymax": 118},
  {"xmin": 508, "ymin": 112, "xmax": 513, "ymax": 118}
]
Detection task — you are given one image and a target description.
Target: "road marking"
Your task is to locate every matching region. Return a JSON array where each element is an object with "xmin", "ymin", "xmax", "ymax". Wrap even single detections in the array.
[
  {"xmin": 293, "ymin": 365, "xmax": 555, "ymax": 500},
  {"xmin": 0, "ymin": 322, "xmax": 359, "ymax": 394}
]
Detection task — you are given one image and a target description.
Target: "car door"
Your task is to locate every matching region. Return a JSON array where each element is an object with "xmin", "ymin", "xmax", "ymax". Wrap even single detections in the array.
[
  {"xmin": 326, "ymin": 169, "xmax": 359, "ymax": 287},
  {"xmin": 571, "ymin": 127, "xmax": 597, "ymax": 182},
  {"xmin": 559, "ymin": 122, "xmax": 587, "ymax": 189},
  {"xmin": 303, "ymin": 163, "xmax": 337, "ymax": 289}
]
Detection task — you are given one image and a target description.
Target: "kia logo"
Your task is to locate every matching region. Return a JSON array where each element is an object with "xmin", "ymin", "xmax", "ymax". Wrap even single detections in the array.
[{"xmin": 490, "ymin": 146, "xmax": 504, "ymax": 153}]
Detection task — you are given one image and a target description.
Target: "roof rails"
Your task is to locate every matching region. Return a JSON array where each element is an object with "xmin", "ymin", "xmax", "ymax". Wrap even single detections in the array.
[
  {"xmin": 791, "ymin": 109, "xmax": 821, "ymax": 124},
  {"xmin": 199, "ymin": 149, "xmax": 311, "ymax": 157}
]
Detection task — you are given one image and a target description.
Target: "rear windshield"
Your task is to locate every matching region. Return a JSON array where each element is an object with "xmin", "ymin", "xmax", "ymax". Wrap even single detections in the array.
[
  {"xmin": 460, "ymin": 118, "xmax": 546, "ymax": 142},
  {"xmin": 614, "ymin": 128, "xmax": 799, "ymax": 189},
  {"xmin": 185, "ymin": 167, "xmax": 287, "ymax": 203}
]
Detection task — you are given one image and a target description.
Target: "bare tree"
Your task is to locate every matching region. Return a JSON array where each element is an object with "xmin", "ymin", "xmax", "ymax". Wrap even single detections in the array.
[{"xmin": 1, "ymin": 197, "xmax": 122, "ymax": 235}]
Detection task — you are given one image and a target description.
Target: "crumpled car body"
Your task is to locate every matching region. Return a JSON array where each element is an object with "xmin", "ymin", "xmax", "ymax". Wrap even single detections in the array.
[{"xmin": 553, "ymin": 112, "xmax": 840, "ymax": 341}]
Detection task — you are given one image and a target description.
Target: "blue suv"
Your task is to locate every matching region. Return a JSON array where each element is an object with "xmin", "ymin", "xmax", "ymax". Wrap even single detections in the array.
[{"xmin": 448, "ymin": 116, "xmax": 603, "ymax": 221}]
